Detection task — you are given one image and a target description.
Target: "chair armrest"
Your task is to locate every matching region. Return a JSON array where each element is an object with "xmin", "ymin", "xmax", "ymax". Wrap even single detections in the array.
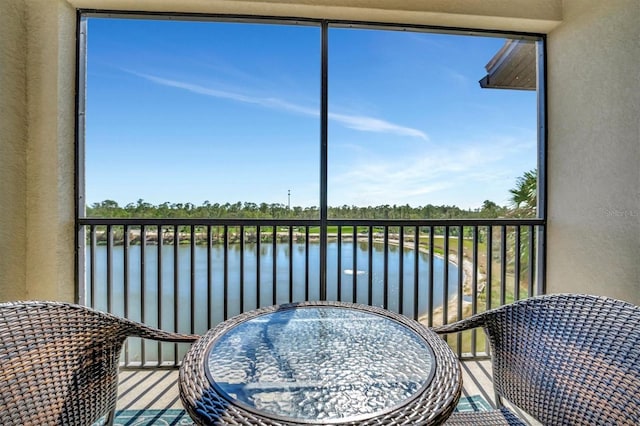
[
  {"xmin": 432, "ymin": 313, "xmax": 488, "ymax": 335},
  {"xmin": 121, "ymin": 317, "xmax": 200, "ymax": 343}
]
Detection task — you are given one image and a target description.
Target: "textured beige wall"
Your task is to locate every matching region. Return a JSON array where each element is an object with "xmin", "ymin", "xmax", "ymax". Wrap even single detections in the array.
[
  {"xmin": 0, "ymin": 0, "xmax": 28, "ymax": 301},
  {"xmin": 23, "ymin": 0, "xmax": 77, "ymax": 302},
  {"xmin": 69, "ymin": 0, "xmax": 562, "ymax": 33},
  {"xmin": 546, "ymin": 0, "xmax": 640, "ymax": 304}
]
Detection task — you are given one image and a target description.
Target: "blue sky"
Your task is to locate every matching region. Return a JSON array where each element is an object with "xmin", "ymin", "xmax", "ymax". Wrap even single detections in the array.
[{"xmin": 85, "ymin": 18, "xmax": 538, "ymax": 210}]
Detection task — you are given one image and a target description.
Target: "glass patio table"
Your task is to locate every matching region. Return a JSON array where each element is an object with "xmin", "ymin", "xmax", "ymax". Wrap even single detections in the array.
[{"xmin": 179, "ymin": 301, "xmax": 462, "ymax": 425}]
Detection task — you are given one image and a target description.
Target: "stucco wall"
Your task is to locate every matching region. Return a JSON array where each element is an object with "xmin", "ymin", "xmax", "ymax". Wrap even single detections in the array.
[
  {"xmin": 0, "ymin": 0, "xmax": 28, "ymax": 301},
  {"xmin": 69, "ymin": 0, "xmax": 562, "ymax": 33},
  {"xmin": 546, "ymin": 0, "xmax": 640, "ymax": 304},
  {"xmin": 22, "ymin": 0, "xmax": 77, "ymax": 302}
]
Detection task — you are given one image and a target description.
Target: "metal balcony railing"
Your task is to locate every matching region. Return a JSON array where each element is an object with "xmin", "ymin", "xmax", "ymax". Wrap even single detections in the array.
[{"xmin": 77, "ymin": 218, "xmax": 545, "ymax": 366}]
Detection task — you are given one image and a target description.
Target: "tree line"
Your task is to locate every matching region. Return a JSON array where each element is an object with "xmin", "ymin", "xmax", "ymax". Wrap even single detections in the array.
[
  {"xmin": 86, "ymin": 199, "xmax": 510, "ymax": 219},
  {"xmin": 87, "ymin": 170, "xmax": 536, "ymax": 220}
]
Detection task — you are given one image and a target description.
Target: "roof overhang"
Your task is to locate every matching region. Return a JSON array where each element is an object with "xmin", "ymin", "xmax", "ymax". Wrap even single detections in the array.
[{"xmin": 479, "ymin": 39, "xmax": 537, "ymax": 90}]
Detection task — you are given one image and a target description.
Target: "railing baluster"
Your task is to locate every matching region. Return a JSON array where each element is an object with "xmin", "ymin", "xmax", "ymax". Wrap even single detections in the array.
[
  {"xmin": 337, "ymin": 226, "xmax": 342, "ymax": 301},
  {"xmin": 123, "ymin": 225, "xmax": 130, "ymax": 366},
  {"xmin": 514, "ymin": 226, "xmax": 521, "ymax": 301},
  {"xmin": 528, "ymin": 225, "xmax": 535, "ymax": 297},
  {"xmin": 240, "ymin": 225, "xmax": 245, "ymax": 311},
  {"xmin": 500, "ymin": 225, "xmax": 507, "ymax": 306},
  {"xmin": 442, "ymin": 226, "xmax": 449, "ymax": 331},
  {"xmin": 190, "ymin": 224, "xmax": 196, "ymax": 335},
  {"xmin": 173, "ymin": 224, "xmax": 179, "ymax": 363},
  {"xmin": 207, "ymin": 225, "xmax": 213, "ymax": 329},
  {"xmin": 486, "ymin": 225, "xmax": 493, "ymax": 310},
  {"xmin": 471, "ymin": 226, "xmax": 479, "ymax": 357},
  {"xmin": 398, "ymin": 226, "xmax": 405, "ymax": 315},
  {"xmin": 223, "ymin": 225, "xmax": 229, "ymax": 320},
  {"xmin": 272, "ymin": 226, "xmax": 277, "ymax": 305},
  {"xmin": 106, "ymin": 224, "xmax": 113, "ymax": 313},
  {"xmin": 90, "ymin": 225, "xmax": 96, "ymax": 308},
  {"xmin": 304, "ymin": 226, "xmax": 310, "ymax": 301},
  {"xmin": 457, "ymin": 226, "xmax": 463, "ymax": 357},
  {"xmin": 428, "ymin": 226, "xmax": 435, "ymax": 328},
  {"xmin": 383, "ymin": 226, "xmax": 389, "ymax": 309},
  {"xmin": 352, "ymin": 225, "xmax": 357, "ymax": 303},
  {"xmin": 288, "ymin": 226, "xmax": 293, "ymax": 303},
  {"xmin": 485, "ymin": 225, "xmax": 492, "ymax": 354},
  {"xmin": 140, "ymin": 224, "xmax": 146, "ymax": 366},
  {"xmin": 413, "ymin": 226, "xmax": 419, "ymax": 321},
  {"xmin": 367, "ymin": 226, "xmax": 373, "ymax": 306},
  {"xmin": 157, "ymin": 224, "xmax": 163, "ymax": 365},
  {"xmin": 256, "ymin": 225, "xmax": 261, "ymax": 309}
]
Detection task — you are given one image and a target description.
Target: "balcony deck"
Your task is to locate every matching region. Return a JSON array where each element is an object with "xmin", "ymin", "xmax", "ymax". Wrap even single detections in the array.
[{"xmin": 116, "ymin": 360, "xmax": 538, "ymax": 424}]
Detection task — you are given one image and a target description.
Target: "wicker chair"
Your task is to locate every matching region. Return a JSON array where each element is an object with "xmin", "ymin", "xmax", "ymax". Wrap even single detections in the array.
[
  {"xmin": 433, "ymin": 293, "xmax": 640, "ymax": 425},
  {"xmin": 0, "ymin": 301, "xmax": 199, "ymax": 426}
]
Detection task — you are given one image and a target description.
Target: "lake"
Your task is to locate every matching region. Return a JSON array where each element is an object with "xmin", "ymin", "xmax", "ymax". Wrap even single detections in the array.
[{"xmin": 86, "ymin": 240, "xmax": 460, "ymax": 336}]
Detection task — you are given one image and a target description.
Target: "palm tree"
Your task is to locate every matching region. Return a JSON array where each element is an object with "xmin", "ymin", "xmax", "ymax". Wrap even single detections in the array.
[
  {"xmin": 506, "ymin": 169, "xmax": 538, "ymax": 295},
  {"xmin": 509, "ymin": 169, "xmax": 537, "ymax": 217}
]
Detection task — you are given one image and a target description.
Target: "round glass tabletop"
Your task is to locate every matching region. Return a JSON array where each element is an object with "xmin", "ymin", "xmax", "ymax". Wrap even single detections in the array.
[{"xmin": 205, "ymin": 305, "xmax": 435, "ymax": 423}]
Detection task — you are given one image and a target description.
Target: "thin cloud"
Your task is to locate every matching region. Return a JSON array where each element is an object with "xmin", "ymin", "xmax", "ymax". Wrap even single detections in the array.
[
  {"xmin": 330, "ymin": 136, "xmax": 535, "ymax": 207},
  {"xmin": 329, "ymin": 112, "xmax": 428, "ymax": 140},
  {"xmin": 128, "ymin": 71, "xmax": 428, "ymax": 140}
]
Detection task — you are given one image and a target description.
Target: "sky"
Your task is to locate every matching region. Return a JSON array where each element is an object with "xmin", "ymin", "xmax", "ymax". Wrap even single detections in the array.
[{"xmin": 85, "ymin": 17, "xmax": 539, "ymax": 211}]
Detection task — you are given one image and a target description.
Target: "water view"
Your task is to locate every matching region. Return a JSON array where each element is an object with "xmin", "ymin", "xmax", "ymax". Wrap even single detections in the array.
[{"xmin": 87, "ymin": 240, "xmax": 459, "ymax": 335}]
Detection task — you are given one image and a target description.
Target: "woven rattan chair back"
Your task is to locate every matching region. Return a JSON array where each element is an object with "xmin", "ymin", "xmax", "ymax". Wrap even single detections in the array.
[
  {"xmin": 0, "ymin": 301, "xmax": 198, "ymax": 426},
  {"xmin": 436, "ymin": 293, "xmax": 640, "ymax": 425}
]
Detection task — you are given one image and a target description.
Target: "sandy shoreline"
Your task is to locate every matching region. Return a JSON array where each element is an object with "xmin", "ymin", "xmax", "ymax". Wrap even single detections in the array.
[
  {"xmin": 378, "ymin": 237, "xmax": 484, "ymax": 326},
  {"xmin": 422, "ymin": 254, "xmax": 480, "ymax": 326}
]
